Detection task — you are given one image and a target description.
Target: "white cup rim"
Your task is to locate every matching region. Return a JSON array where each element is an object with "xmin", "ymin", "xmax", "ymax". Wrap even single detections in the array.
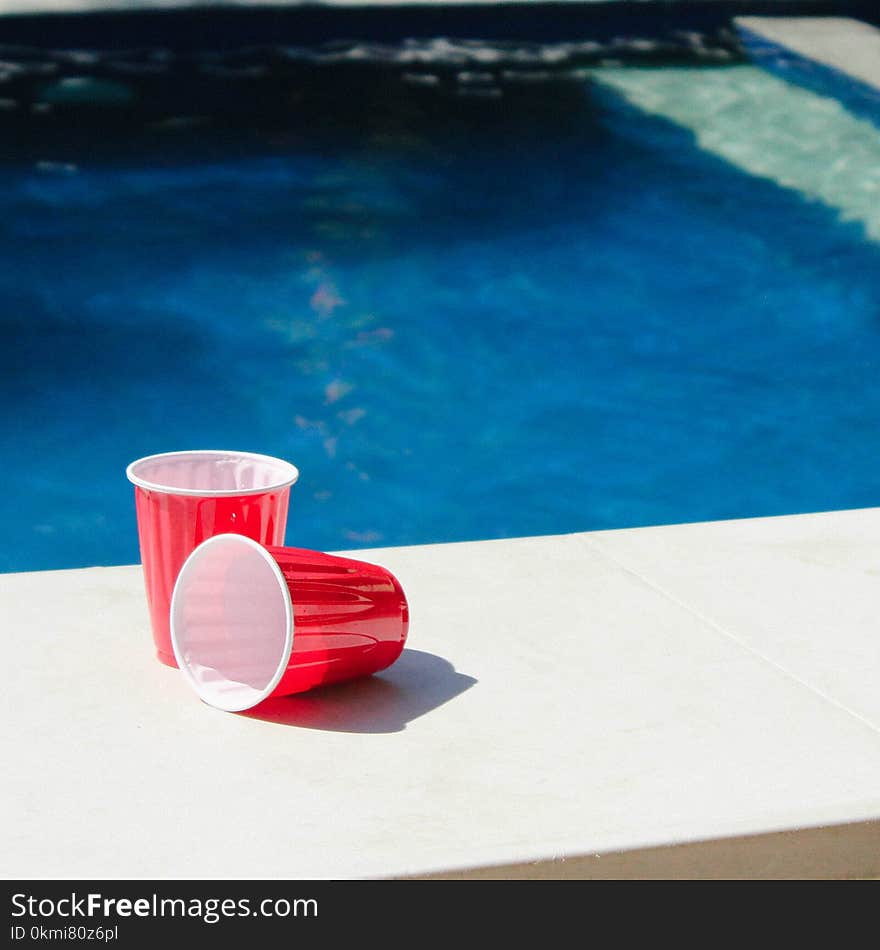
[
  {"xmin": 170, "ymin": 533, "xmax": 295, "ymax": 713},
  {"xmin": 126, "ymin": 449, "xmax": 300, "ymax": 497}
]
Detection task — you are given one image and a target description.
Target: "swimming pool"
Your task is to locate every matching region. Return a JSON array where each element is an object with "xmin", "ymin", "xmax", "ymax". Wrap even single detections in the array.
[{"xmin": 3, "ymin": 46, "xmax": 880, "ymax": 572}]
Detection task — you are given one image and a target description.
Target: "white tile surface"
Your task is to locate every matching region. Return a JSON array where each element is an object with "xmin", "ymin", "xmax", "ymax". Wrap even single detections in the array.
[
  {"xmin": 2, "ymin": 514, "xmax": 880, "ymax": 879},
  {"xmin": 587, "ymin": 508, "xmax": 880, "ymax": 730}
]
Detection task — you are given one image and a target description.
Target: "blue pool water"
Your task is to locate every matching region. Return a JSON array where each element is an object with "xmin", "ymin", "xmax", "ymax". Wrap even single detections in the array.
[{"xmin": 3, "ymin": 65, "xmax": 880, "ymax": 572}]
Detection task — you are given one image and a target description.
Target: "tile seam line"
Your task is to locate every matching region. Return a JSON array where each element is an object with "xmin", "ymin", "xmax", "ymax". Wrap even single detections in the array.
[{"xmin": 577, "ymin": 534, "xmax": 880, "ymax": 740}]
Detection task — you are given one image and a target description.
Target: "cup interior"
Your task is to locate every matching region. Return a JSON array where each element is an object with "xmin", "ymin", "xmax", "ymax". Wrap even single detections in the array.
[
  {"xmin": 171, "ymin": 534, "xmax": 294, "ymax": 712},
  {"xmin": 126, "ymin": 450, "xmax": 299, "ymax": 496}
]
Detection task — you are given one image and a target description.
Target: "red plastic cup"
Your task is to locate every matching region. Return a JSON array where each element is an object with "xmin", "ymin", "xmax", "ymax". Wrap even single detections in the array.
[
  {"xmin": 169, "ymin": 535, "xmax": 409, "ymax": 712},
  {"xmin": 126, "ymin": 450, "xmax": 299, "ymax": 667}
]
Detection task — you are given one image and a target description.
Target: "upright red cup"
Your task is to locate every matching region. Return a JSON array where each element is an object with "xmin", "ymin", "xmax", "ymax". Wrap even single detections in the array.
[
  {"xmin": 169, "ymin": 535, "xmax": 409, "ymax": 712},
  {"xmin": 126, "ymin": 450, "xmax": 299, "ymax": 667}
]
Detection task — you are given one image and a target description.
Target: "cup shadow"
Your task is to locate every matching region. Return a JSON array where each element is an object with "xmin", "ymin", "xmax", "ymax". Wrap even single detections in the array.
[{"xmin": 239, "ymin": 649, "xmax": 477, "ymax": 734}]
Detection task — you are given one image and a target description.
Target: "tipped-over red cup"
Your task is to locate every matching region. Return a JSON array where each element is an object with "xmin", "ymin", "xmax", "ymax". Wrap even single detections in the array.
[
  {"xmin": 126, "ymin": 450, "xmax": 299, "ymax": 667},
  {"xmin": 170, "ymin": 534, "xmax": 410, "ymax": 712}
]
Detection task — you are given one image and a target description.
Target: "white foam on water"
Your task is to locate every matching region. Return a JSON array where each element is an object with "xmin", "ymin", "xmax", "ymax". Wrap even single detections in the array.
[{"xmin": 0, "ymin": 0, "xmax": 633, "ymax": 11}]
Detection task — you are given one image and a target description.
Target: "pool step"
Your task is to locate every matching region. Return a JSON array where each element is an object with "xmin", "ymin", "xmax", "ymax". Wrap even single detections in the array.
[{"xmin": 592, "ymin": 62, "xmax": 880, "ymax": 242}]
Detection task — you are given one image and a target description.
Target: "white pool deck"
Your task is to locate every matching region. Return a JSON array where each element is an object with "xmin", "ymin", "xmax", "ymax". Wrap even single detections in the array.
[
  {"xmin": 3, "ymin": 507, "xmax": 880, "ymax": 879},
  {"xmin": 736, "ymin": 16, "xmax": 880, "ymax": 93}
]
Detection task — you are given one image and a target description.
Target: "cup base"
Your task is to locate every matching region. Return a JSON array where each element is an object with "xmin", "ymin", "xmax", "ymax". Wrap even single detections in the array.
[{"xmin": 157, "ymin": 650, "xmax": 179, "ymax": 669}]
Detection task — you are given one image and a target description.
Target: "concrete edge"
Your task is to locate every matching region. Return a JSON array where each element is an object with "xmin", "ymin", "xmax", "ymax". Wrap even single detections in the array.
[
  {"xmin": 407, "ymin": 818, "xmax": 880, "ymax": 880},
  {"xmin": 735, "ymin": 15, "xmax": 880, "ymax": 94}
]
